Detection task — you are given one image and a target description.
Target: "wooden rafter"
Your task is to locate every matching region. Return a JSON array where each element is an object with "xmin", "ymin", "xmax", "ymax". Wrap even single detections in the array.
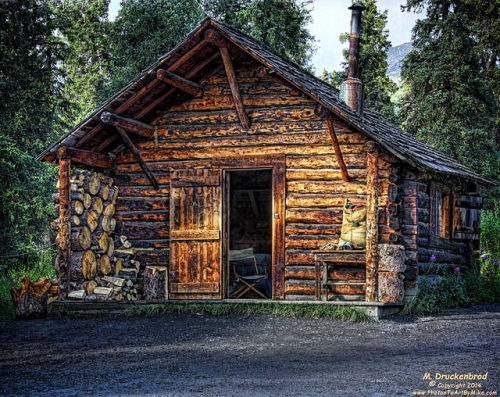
[
  {"xmin": 96, "ymin": 51, "xmax": 222, "ymax": 152},
  {"xmin": 219, "ymin": 46, "xmax": 250, "ymax": 129},
  {"xmin": 75, "ymin": 39, "xmax": 208, "ymax": 148},
  {"xmin": 67, "ymin": 147, "xmax": 112, "ymax": 169},
  {"xmin": 325, "ymin": 115, "xmax": 350, "ymax": 182},
  {"xmin": 156, "ymin": 69, "xmax": 203, "ymax": 97},
  {"xmin": 115, "ymin": 126, "xmax": 159, "ymax": 190},
  {"xmin": 100, "ymin": 112, "xmax": 155, "ymax": 138}
]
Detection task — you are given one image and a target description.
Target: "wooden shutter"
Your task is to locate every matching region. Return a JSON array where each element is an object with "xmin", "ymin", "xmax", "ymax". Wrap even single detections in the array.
[
  {"xmin": 452, "ymin": 194, "xmax": 482, "ymax": 240},
  {"xmin": 169, "ymin": 169, "xmax": 222, "ymax": 296}
]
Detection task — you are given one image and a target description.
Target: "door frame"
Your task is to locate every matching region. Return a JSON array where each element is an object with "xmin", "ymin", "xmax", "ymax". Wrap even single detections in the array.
[{"xmin": 213, "ymin": 155, "xmax": 286, "ymax": 300}]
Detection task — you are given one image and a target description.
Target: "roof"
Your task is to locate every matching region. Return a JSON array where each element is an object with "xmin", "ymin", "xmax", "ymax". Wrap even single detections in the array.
[{"xmin": 38, "ymin": 17, "xmax": 492, "ymax": 185}]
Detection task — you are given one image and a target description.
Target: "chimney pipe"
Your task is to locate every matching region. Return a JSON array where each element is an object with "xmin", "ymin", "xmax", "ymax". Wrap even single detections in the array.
[{"xmin": 340, "ymin": 3, "xmax": 366, "ymax": 113}]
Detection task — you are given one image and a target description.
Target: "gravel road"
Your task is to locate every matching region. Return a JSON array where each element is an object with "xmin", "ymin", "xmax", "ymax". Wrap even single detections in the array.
[{"xmin": 1, "ymin": 305, "xmax": 499, "ymax": 397}]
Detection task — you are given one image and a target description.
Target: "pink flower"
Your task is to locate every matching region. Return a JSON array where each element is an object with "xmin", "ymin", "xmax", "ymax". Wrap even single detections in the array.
[
  {"xmin": 430, "ymin": 254, "xmax": 437, "ymax": 262},
  {"xmin": 454, "ymin": 267, "xmax": 461, "ymax": 273}
]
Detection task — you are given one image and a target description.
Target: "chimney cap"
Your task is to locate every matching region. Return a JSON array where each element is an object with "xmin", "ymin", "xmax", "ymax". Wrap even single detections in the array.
[{"xmin": 348, "ymin": 3, "xmax": 366, "ymax": 11}]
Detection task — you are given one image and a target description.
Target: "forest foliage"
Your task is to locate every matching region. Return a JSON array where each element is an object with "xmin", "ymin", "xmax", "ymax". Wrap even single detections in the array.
[{"xmin": 0, "ymin": 0, "xmax": 498, "ymax": 286}]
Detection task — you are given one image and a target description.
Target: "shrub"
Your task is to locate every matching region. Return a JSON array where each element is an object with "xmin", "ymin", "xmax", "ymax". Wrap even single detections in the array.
[
  {"xmin": 465, "ymin": 251, "xmax": 500, "ymax": 304},
  {"xmin": 480, "ymin": 206, "xmax": 500, "ymax": 259}
]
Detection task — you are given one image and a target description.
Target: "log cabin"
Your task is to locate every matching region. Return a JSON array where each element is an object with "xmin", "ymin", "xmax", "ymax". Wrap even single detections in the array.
[{"xmin": 38, "ymin": 6, "xmax": 491, "ymax": 309}]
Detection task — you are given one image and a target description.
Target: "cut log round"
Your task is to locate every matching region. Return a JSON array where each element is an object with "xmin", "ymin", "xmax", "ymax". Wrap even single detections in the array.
[
  {"xmin": 98, "ymin": 232, "xmax": 109, "ymax": 252},
  {"xmin": 99, "ymin": 174, "xmax": 114, "ymax": 186},
  {"xmin": 99, "ymin": 254, "xmax": 111, "ymax": 275},
  {"xmin": 102, "ymin": 215, "xmax": 112, "ymax": 232},
  {"xmin": 71, "ymin": 226, "xmax": 92, "ymax": 251},
  {"xmin": 92, "ymin": 197, "xmax": 103, "ymax": 215},
  {"xmin": 88, "ymin": 173, "xmax": 101, "ymax": 195},
  {"xmin": 103, "ymin": 203, "xmax": 115, "ymax": 217},
  {"xmin": 71, "ymin": 215, "xmax": 80, "ymax": 227},
  {"xmin": 72, "ymin": 200, "xmax": 85, "ymax": 215},
  {"xmin": 144, "ymin": 266, "xmax": 167, "ymax": 301},
  {"xmin": 86, "ymin": 210, "xmax": 99, "ymax": 232},
  {"xmin": 107, "ymin": 237, "xmax": 115, "ymax": 257},
  {"xmin": 69, "ymin": 250, "xmax": 96, "ymax": 280},
  {"xmin": 76, "ymin": 280, "xmax": 97, "ymax": 295},
  {"xmin": 82, "ymin": 193, "xmax": 92, "ymax": 209},
  {"xmin": 100, "ymin": 185, "xmax": 110, "ymax": 201},
  {"xmin": 10, "ymin": 277, "xmax": 53, "ymax": 319}
]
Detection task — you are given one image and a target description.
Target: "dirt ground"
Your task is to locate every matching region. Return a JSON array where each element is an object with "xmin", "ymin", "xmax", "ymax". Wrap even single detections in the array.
[{"xmin": 0, "ymin": 305, "xmax": 499, "ymax": 397}]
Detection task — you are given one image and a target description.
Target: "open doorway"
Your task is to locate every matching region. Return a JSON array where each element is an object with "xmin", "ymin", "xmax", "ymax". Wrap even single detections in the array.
[{"xmin": 226, "ymin": 169, "xmax": 273, "ymax": 299}]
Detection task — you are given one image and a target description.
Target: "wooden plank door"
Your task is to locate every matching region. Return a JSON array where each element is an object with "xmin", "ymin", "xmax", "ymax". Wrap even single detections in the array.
[{"xmin": 169, "ymin": 168, "xmax": 222, "ymax": 298}]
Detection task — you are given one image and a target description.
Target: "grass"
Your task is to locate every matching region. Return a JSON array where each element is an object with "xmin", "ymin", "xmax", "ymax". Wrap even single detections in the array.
[
  {"xmin": 0, "ymin": 250, "xmax": 56, "ymax": 318},
  {"xmin": 123, "ymin": 302, "xmax": 371, "ymax": 323}
]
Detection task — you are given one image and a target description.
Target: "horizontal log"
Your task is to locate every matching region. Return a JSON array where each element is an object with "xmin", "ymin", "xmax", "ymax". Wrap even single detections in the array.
[
  {"xmin": 285, "ymin": 236, "xmax": 339, "ymax": 249},
  {"xmin": 116, "ymin": 159, "xmax": 212, "ymax": 173},
  {"xmin": 116, "ymin": 198, "xmax": 169, "ymax": 212},
  {"xmin": 286, "ymin": 194, "xmax": 388, "ymax": 208},
  {"xmin": 417, "ymin": 248, "xmax": 467, "ymax": 264},
  {"xmin": 120, "ymin": 222, "xmax": 170, "ymax": 240},
  {"xmin": 285, "ymin": 209, "xmax": 343, "ymax": 224},
  {"xmin": 286, "ymin": 169, "xmax": 368, "ymax": 181},
  {"xmin": 286, "ymin": 223, "xmax": 342, "ymax": 236},
  {"xmin": 286, "ymin": 154, "xmax": 365, "ymax": 169},
  {"xmin": 286, "ymin": 250, "xmax": 315, "ymax": 265},
  {"xmin": 114, "ymin": 173, "xmax": 171, "ymax": 186},
  {"xmin": 67, "ymin": 148, "xmax": 112, "ymax": 169},
  {"xmin": 158, "ymin": 106, "xmax": 321, "ymax": 125},
  {"xmin": 116, "ymin": 144, "xmax": 366, "ymax": 164},
  {"xmin": 284, "ymin": 281, "xmax": 315, "ymax": 296},
  {"xmin": 169, "ymin": 93, "xmax": 314, "ymax": 112},
  {"xmin": 125, "ymin": 239, "xmax": 170, "ymax": 249},
  {"xmin": 114, "ymin": 211, "xmax": 169, "ymax": 222},
  {"xmin": 119, "ymin": 187, "xmax": 170, "ymax": 197},
  {"xmin": 286, "ymin": 181, "xmax": 367, "ymax": 195}
]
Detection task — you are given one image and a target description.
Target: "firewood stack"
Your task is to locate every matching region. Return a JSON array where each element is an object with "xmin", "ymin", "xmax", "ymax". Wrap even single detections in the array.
[{"xmin": 51, "ymin": 171, "xmax": 142, "ymax": 301}]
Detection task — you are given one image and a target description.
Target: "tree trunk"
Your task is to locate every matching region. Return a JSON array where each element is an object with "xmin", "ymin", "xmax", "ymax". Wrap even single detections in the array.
[
  {"xmin": 10, "ymin": 277, "xmax": 53, "ymax": 319},
  {"xmin": 144, "ymin": 266, "xmax": 167, "ymax": 301}
]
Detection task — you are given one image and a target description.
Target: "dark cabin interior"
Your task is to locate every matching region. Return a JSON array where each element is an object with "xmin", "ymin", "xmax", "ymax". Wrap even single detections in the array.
[{"xmin": 228, "ymin": 170, "xmax": 273, "ymax": 298}]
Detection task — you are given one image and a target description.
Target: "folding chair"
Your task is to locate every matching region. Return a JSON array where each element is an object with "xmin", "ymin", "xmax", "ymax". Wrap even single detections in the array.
[{"xmin": 231, "ymin": 255, "xmax": 268, "ymax": 299}]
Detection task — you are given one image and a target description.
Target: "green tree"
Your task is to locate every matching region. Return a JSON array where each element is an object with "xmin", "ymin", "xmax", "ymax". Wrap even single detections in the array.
[
  {"xmin": 0, "ymin": 0, "xmax": 63, "ymax": 268},
  {"xmin": 341, "ymin": 0, "xmax": 396, "ymax": 120},
  {"xmin": 101, "ymin": 0, "xmax": 205, "ymax": 100},
  {"xmin": 400, "ymin": 0, "xmax": 499, "ymax": 192},
  {"xmin": 204, "ymin": 0, "xmax": 315, "ymax": 68},
  {"xmin": 53, "ymin": 0, "xmax": 112, "ymax": 127}
]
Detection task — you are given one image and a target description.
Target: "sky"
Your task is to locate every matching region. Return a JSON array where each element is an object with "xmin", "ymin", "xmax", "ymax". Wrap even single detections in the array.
[{"xmin": 108, "ymin": 0, "xmax": 423, "ymax": 74}]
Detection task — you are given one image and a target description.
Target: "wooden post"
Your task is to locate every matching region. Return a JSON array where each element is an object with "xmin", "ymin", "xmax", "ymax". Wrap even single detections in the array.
[
  {"xmin": 219, "ymin": 46, "xmax": 250, "ymax": 129},
  {"xmin": 57, "ymin": 147, "xmax": 71, "ymax": 297},
  {"xmin": 365, "ymin": 141, "xmax": 379, "ymax": 301}
]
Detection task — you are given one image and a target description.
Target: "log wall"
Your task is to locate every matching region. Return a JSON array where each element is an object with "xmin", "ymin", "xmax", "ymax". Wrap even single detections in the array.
[{"xmin": 113, "ymin": 60, "xmax": 403, "ymax": 300}]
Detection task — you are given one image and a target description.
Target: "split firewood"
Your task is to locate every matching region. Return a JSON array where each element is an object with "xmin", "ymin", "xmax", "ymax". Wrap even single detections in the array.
[
  {"xmin": 114, "ymin": 258, "xmax": 123, "ymax": 275},
  {"xmin": 94, "ymin": 287, "xmax": 113, "ymax": 297},
  {"xmin": 100, "ymin": 185, "xmax": 110, "ymax": 201},
  {"xmin": 72, "ymin": 200, "xmax": 85, "ymax": 215},
  {"xmin": 68, "ymin": 290, "xmax": 86, "ymax": 299},
  {"xmin": 82, "ymin": 192, "xmax": 92, "ymax": 209},
  {"xmin": 111, "ymin": 187, "xmax": 119, "ymax": 204},
  {"xmin": 102, "ymin": 275, "xmax": 126, "ymax": 287},
  {"xmin": 101, "ymin": 215, "xmax": 112, "ymax": 232},
  {"xmin": 97, "ymin": 232, "xmax": 109, "ymax": 252},
  {"xmin": 99, "ymin": 254, "xmax": 111, "ymax": 275},
  {"xmin": 107, "ymin": 237, "xmax": 114, "ymax": 257},
  {"xmin": 114, "ymin": 248, "xmax": 138, "ymax": 257},
  {"xmin": 103, "ymin": 203, "xmax": 115, "ymax": 217},
  {"xmin": 92, "ymin": 197, "xmax": 103, "ymax": 215},
  {"xmin": 87, "ymin": 173, "xmax": 101, "ymax": 195},
  {"xmin": 86, "ymin": 210, "xmax": 99, "ymax": 232}
]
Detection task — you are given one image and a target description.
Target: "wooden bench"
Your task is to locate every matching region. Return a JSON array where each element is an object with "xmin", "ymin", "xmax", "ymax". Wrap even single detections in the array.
[{"xmin": 314, "ymin": 250, "xmax": 366, "ymax": 301}]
